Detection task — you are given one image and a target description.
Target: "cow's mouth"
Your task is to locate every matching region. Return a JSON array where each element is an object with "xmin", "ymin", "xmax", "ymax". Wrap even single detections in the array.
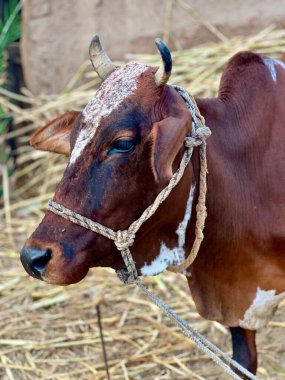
[{"xmin": 20, "ymin": 236, "xmax": 126, "ymax": 285}]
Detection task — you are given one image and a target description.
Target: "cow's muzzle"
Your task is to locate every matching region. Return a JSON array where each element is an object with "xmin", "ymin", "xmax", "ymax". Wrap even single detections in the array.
[{"xmin": 20, "ymin": 247, "xmax": 52, "ymax": 280}]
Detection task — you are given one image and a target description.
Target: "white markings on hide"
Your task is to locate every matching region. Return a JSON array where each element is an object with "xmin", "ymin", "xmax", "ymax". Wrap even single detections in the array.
[
  {"xmin": 140, "ymin": 184, "xmax": 196, "ymax": 276},
  {"xmin": 69, "ymin": 62, "xmax": 148, "ymax": 165},
  {"xmin": 263, "ymin": 57, "xmax": 285, "ymax": 82},
  {"xmin": 239, "ymin": 287, "xmax": 285, "ymax": 330},
  {"xmin": 177, "ymin": 184, "xmax": 196, "ymax": 247},
  {"xmin": 71, "ymin": 129, "xmax": 90, "ymax": 165},
  {"xmin": 140, "ymin": 243, "xmax": 185, "ymax": 276}
]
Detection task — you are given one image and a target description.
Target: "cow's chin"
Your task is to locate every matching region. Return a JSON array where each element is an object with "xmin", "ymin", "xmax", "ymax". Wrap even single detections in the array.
[
  {"xmin": 41, "ymin": 254, "xmax": 91, "ymax": 285},
  {"xmin": 40, "ymin": 250, "xmax": 121, "ymax": 285},
  {"xmin": 42, "ymin": 265, "xmax": 90, "ymax": 285}
]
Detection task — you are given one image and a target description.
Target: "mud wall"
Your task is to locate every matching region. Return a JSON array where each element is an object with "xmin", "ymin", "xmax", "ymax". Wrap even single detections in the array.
[{"xmin": 21, "ymin": 0, "xmax": 285, "ymax": 94}]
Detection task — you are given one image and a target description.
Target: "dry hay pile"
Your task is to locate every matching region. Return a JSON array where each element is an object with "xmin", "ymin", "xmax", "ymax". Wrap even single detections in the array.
[{"xmin": 0, "ymin": 27, "xmax": 285, "ymax": 379}]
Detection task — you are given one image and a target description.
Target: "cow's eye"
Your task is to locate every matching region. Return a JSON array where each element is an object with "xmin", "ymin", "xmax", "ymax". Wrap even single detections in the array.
[{"xmin": 108, "ymin": 139, "xmax": 136, "ymax": 155}]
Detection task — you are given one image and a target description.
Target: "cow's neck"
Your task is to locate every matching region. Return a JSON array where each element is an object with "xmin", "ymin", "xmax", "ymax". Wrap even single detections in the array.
[
  {"xmin": 138, "ymin": 79, "xmax": 269, "ymax": 282},
  {"xmin": 185, "ymin": 76, "xmax": 281, "ymax": 326}
]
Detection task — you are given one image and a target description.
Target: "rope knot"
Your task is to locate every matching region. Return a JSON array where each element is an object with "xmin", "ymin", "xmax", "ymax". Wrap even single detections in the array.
[
  {"xmin": 196, "ymin": 125, "xmax": 211, "ymax": 140},
  {"xmin": 116, "ymin": 268, "xmax": 141, "ymax": 285},
  {"xmin": 115, "ymin": 230, "xmax": 135, "ymax": 251},
  {"xmin": 185, "ymin": 125, "xmax": 211, "ymax": 149}
]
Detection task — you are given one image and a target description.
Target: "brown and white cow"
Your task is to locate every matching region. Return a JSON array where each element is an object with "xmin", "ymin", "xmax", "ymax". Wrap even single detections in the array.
[{"xmin": 20, "ymin": 35, "xmax": 285, "ymax": 377}]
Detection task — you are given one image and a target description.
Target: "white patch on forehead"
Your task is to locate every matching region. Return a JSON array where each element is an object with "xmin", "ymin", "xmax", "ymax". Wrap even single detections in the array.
[
  {"xmin": 263, "ymin": 57, "xmax": 285, "ymax": 82},
  {"xmin": 69, "ymin": 62, "xmax": 148, "ymax": 166},
  {"xmin": 141, "ymin": 184, "xmax": 196, "ymax": 276},
  {"xmin": 239, "ymin": 287, "xmax": 285, "ymax": 330}
]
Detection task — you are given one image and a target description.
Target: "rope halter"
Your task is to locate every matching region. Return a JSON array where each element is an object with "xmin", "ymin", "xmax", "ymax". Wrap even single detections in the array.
[{"xmin": 47, "ymin": 85, "xmax": 211, "ymax": 284}]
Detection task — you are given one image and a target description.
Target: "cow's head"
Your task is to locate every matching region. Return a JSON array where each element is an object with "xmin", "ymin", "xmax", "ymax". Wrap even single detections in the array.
[{"xmin": 20, "ymin": 36, "xmax": 196, "ymax": 285}]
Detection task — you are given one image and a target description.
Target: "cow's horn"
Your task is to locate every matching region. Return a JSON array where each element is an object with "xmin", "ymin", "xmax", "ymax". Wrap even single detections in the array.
[
  {"xmin": 89, "ymin": 34, "xmax": 116, "ymax": 80},
  {"xmin": 154, "ymin": 38, "xmax": 172, "ymax": 87}
]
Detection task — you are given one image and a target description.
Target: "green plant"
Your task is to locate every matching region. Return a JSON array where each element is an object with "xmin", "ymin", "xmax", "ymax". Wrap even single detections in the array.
[
  {"xmin": 0, "ymin": 0, "xmax": 21, "ymax": 199},
  {"xmin": 0, "ymin": 0, "xmax": 21, "ymax": 73}
]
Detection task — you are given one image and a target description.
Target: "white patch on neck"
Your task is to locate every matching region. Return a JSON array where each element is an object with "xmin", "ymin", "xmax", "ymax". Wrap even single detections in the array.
[
  {"xmin": 140, "ymin": 184, "xmax": 196, "ymax": 276},
  {"xmin": 69, "ymin": 62, "xmax": 148, "ymax": 166},
  {"xmin": 263, "ymin": 57, "xmax": 285, "ymax": 82},
  {"xmin": 239, "ymin": 287, "xmax": 285, "ymax": 330},
  {"xmin": 140, "ymin": 243, "xmax": 185, "ymax": 276}
]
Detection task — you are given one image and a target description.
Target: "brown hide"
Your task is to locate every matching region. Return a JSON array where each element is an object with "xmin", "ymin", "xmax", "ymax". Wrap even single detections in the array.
[{"xmin": 188, "ymin": 52, "xmax": 285, "ymax": 326}]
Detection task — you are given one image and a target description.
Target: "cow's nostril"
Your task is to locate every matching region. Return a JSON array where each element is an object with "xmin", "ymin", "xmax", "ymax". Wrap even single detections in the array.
[
  {"xmin": 20, "ymin": 247, "xmax": 52, "ymax": 280},
  {"xmin": 32, "ymin": 249, "xmax": 52, "ymax": 273}
]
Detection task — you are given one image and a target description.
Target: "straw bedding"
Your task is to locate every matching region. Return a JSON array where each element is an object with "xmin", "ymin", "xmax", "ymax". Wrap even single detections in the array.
[{"xmin": 0, "ymin": 27, "xmax": 285, "ymax": 379}]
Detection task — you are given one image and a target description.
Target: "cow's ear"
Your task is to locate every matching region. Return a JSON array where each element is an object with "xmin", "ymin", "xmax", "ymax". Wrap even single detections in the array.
[
  {"xmin": 30, "ymin": 111, "xmax": 80, "ymax": 155},
  {"xmin": 150, "ymin": 112, "xmax": 192, "ymax": 183}
]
